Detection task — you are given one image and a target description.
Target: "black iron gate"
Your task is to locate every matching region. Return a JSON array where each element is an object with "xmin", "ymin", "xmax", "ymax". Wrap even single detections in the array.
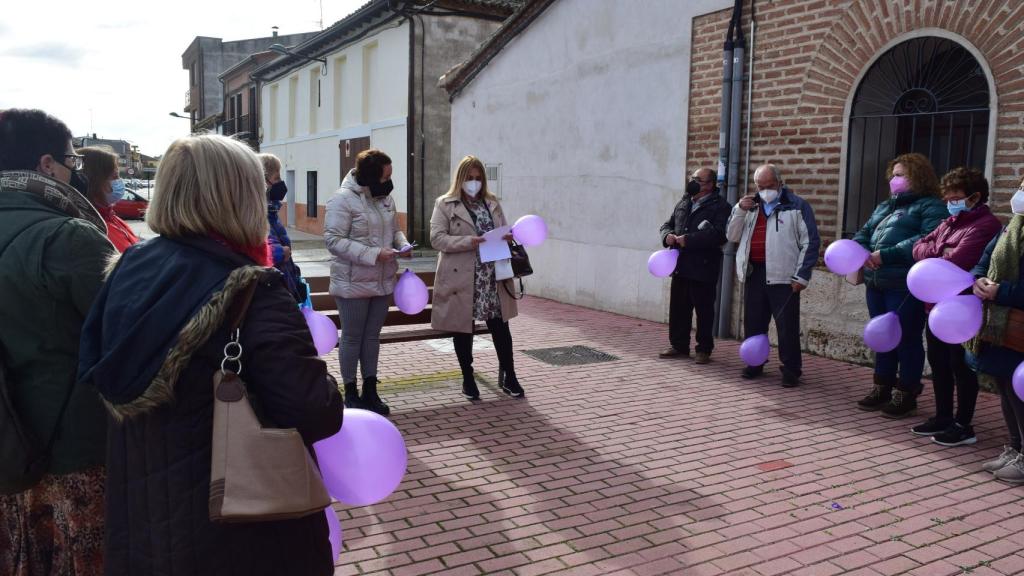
[{"xmin": 843, "ymin": 36, "xmax": 990, "ymax": 237}]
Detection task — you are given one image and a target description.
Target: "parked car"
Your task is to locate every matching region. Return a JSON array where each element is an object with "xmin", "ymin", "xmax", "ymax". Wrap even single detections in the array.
[{"xmin": 113, "ymin": 189, "xmax": 149, "ymax": 220}]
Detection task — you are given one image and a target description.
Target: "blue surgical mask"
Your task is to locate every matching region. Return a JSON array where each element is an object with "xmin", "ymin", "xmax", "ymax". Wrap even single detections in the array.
[
  {"xmin": 107, "ymin": 179, "xmax": 126, "ymax": 204},
  {"xmin": 947, "ymin": 198, "xmax": 970, "ymax": 216}
]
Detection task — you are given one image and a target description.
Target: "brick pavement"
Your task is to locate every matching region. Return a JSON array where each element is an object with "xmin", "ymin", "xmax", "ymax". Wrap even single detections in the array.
[{"xmin": 325, "ymin": 297, "xmax": 1024, "ymax": 576}]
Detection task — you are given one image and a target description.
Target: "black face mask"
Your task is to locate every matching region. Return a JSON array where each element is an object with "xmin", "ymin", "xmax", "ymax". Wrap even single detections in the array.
[
  {"xmin": 685, "ymin": 180, "xmax": 702, "ymax": 196},
  {"xmin": 69, "ymin": 170, "xmax": 89, "ymax": 196},
  {"xmin": 267, "ymin": 181, "xmax": 288, "ymax": 202},
  {"xmin": 369, "ymin": 179, "xmax": 394, "ymax": 198}
]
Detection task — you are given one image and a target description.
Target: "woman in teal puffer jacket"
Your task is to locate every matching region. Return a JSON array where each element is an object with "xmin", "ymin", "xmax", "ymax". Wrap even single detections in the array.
[{"xmin": 852, "ymin": 153, "xmax": 947, "ymax": 419}]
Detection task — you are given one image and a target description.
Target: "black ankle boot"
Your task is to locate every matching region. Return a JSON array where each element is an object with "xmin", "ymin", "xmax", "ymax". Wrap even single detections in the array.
[
  {"xmin": 360, "ymin": 377, "xmax": 390, "ymax": 416},
  {"xmin": 343, "ymin": 381, "xmax": 362, "ymax": 409},
  {"xmin": 858, "ymin": 375, "xmax": 894, "ymax": 411},
  {"xmin": 462, "ymin": 370, "xmax": 480, "ymax": 400},
  {"xmin": 499, "ymin": 369, "xmax": 524, "ymax": 398},
  {"xmin": 881, "ymin": 386, "xmax": 918, "ymax": 419}
]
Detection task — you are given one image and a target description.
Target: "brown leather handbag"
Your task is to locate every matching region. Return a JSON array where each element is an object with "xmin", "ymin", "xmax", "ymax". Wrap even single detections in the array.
[
  {"xmin": 982, "ymin": 307, "xmax": 1024, "ymax": 354},
  {"xmin": 209, "ymin": 280, "xmax": 331, "ymax": 522}
]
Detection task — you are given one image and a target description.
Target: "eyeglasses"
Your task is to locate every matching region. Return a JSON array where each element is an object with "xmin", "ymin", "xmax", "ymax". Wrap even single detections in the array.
[{"xmin": 55, "ymin": 153, "xmax": 84, "ymax": 171}]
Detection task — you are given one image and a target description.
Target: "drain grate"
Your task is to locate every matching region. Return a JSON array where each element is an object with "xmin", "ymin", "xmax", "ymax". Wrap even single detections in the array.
[{"xmin": 522, "ymin": 345, "xmax": 619, "ymax": 366}]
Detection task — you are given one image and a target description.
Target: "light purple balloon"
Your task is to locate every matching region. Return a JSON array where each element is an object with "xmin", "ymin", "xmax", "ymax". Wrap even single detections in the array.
[
  {"xmin": 824, "ymin": 239, "xmax": 870, "ymax": 275},
  {"xmin": 326, "ymin": 507, "xmax": 343, "ymax": 562},
  {"xmin": 863, "ymin": 312, "xmax": 901, "ymax": 353},
  {"xmin": 512, "ymin": 214, "xmax": 548, "ymax": 247},
  {"xmin": 907, "ymin": 258, "xmax": 975, "ymax": 304},
  {"xmin": 302, "ymin": 307, "xmax": 339, "ymax": 356},
  {"xmin": 928, "ymin": 294, "xmax": 983, "ymax": 344},
  {"xmin": 647, "ymin": 249, "xmax": 679, "ymax": 278},
  {"xmin": 739, "ymin": 334, "xmax": 770, "ymax": 367},
  {"xmin": 313, "ymin": 408, "xmax": 407, "ymax": 506},
  {"xmin": 394, "ymin": 269, "xmax": 428, "ymax": 315},
  {"xmin": 1014, "ymin": 361, "xmax": 1024, "ymax": 403}
]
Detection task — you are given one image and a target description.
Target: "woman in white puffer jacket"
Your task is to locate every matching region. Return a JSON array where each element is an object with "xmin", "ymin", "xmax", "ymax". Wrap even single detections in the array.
[{"xmin": 324, "ymin": 149, "xmax": 411, "ymax": 415}]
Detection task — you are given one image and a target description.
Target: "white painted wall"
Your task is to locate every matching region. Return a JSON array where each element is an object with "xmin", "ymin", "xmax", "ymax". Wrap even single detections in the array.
[
  {"xmin": 450, "ymin": 0, "xmax": 732, "ymax": 321},
  {"xmin": 261, "ymin": 22, "xmax": 410, "ymax": 212}
]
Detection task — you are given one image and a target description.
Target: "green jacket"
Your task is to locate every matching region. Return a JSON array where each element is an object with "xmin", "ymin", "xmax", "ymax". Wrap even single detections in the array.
[
  {"xmin": 852, "ymin": 193, "xmax": 947, "ymax": 290},
  {"xmin": 0, "ymin": 171, "xmax": 116, "ymax": 475}
]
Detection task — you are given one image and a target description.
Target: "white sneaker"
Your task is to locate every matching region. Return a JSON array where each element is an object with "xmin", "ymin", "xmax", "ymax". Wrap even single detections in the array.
[
  {"xmin": 994, "ymin": 454, "xmax": 1024, "ymax": 484},
  {"xmin": 983, "ymin": 446, "xmax": 1019, "ymax": 473}
]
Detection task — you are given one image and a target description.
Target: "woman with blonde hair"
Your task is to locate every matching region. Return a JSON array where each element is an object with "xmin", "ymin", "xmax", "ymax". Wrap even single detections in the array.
[
  {"xmin": 853, "ymin": 152, "xmax": 947, "ymax": 418},
  {"xmin": 430, "ymin": 155, "xmax": 523, "ymax": 400},
  {"xmin": 79, "ymin": 146, "xmax": 139, "ymax": 252},
  {"xmin": 77, "ymin": 134, "xmax": 342, "ymax": 575}
]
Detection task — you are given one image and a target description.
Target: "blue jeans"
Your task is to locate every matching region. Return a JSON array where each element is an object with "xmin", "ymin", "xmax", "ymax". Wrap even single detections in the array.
[{"xmin": 865, "ymin": 286, "xmax": 926, "ymax": 391}]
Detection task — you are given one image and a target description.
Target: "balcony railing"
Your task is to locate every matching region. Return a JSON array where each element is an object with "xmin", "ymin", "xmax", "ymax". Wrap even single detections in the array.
[{"xmin": 221, "ymin": 114, "xmax": 254, "ymax": 138}]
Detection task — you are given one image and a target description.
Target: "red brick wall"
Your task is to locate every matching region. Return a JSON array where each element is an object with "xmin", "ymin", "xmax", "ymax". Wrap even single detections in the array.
[{"xmin": 687, "ymin": 0, "xmax": 1024, "ymax": 243}]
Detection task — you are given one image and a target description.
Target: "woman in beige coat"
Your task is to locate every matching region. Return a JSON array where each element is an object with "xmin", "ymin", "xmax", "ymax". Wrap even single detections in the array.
[
  {"xmin": 430, "ymin": 155, "xmax": 521, "ymax": 400},
  {"xmin": 325, "ymin": 149, "xmax": 412, "ymax": 415}
]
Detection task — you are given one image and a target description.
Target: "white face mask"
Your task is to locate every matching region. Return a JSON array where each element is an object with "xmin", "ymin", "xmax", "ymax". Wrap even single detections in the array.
[
  {"xmin": 1012, "ymin": 188, "xmax": 1024, "ymax": 215},
  {"xmin": 758, "ymin": 189, "xmax": 779, "ymax": 204},
  {"xmin": 462, "ymin": 180, "xmax": 482, "ymax": 197}
]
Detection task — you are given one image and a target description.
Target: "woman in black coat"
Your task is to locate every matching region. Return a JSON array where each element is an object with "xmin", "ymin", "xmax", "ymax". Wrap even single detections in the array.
[{"xmin": 77, "ymin": 135, "xmax": 343, "ymax": 576}]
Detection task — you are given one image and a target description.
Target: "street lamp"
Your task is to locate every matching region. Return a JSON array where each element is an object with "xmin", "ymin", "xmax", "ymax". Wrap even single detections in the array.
[
  {"xmin": 269, "ymin": 43, "xmax": 327, "ymax": 76},
  {"xmin": 168, "ymin": 112, "xmax": 191, "ymax": 120}
]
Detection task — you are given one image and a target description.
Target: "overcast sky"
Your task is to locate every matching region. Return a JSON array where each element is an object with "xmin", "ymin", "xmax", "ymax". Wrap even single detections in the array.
[{"xmin": 1, "ymin": 0, "xmax": 366, "ymax": 157}]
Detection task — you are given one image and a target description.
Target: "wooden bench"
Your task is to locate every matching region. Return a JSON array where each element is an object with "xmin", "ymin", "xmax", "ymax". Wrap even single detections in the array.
[{"xmin": 306, "ymin": 272, "xmax": 490, "ymax": 344}]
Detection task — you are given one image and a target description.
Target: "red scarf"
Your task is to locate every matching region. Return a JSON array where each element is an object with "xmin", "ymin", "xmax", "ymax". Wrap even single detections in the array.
[{"xmin": 207, "ymin": 232, "xmax": 272, "ymax": 267}]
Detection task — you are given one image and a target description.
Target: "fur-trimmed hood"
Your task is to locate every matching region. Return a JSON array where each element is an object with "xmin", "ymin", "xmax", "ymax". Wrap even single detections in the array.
[{"xmin": 78, "ymin": 236, "xmax": 276, "ymax": 421}]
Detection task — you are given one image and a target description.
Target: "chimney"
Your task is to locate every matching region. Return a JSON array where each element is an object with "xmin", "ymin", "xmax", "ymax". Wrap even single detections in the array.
[{"xmin": 272, "ymin": 26, "xmax": 278, "ymax": 38}]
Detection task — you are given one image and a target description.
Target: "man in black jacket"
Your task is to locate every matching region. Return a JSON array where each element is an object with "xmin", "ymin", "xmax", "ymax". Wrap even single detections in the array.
[{"xmin": 659, "ymin": 168, "xmax": 732, "ymax": 363}]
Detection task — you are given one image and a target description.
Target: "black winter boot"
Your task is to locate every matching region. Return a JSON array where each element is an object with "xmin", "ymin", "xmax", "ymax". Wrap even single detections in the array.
[
  {"xmin": 499, "ymin": 368, "xmax": 524, "ymax": 398},
  {"xmin": 462, "ymin": 370, "xmax": 480, "ymax": 400},
  {"xmin": 858, "ymin": 374, "xmax": 894, "ymax": 411},
  {"xmin": 344, "ymin": 381, "xmax": 362, "ymax": 409},
  {"xmin": 881, "ymin": 386, "xmax": 918, "ymax": 419},
  {"xmin": 360, "ymin": 377, "xmax": 391, "ymax": 416}
]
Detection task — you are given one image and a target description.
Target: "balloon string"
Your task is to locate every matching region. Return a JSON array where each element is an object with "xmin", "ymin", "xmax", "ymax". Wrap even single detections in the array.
[
  {"xmin": 894, "ymin": 292, "xmax": 911, "ymax": 313},
  {"xmin": 774, "ymin": 291, "xmax": 795, "ymax": 318}
]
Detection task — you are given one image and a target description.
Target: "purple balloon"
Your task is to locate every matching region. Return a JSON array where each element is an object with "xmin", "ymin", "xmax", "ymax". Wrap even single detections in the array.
[
  {"xmin": 907, "ymin": 258, "xmax": 975, "ymax": 304},
  {"xmin": 928, "ymin": 294, "xmax": 983, "ymax": 344},
  {"xmin": 302, "ymin": 307, "xmax": 339, "ymax": 356},
  {"xmin": 739, "ymin": 334, "xmax": 770, "ymax": 367},
  {"xmin": 647, "ymin": 249, "xmax": 679, "ymax": 278},
  {"xmin": 512, "ymin": 214, "xmax": 548, "ymax": 247},
  {"xmin": 394, "ymin": 269, "xmax": 428, "ymax": 315},
  {"xmin": 824, "ymin": 239, "xmax": 870, "ymax": 275},
  {"xmin": 314, "ymin": 408, "xmax": 407, "ymax": 506},
  {"xmin": 326, "ymin": 507, "xmax": 343, "ymax": 562},
  {"xmin": 863, "ymin": 312, "xmax": 901, "ymax": 353},
  {"xmin": 1014, "ymin": 361, "xmax": 1024, "ymax": 403}
]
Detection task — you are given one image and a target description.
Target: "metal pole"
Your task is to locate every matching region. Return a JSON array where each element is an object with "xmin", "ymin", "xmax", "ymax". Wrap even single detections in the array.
[
  {"xmin": 712, "ymin": 12, "xmax": 735, "ymax": 338},
  {"xmin": 715, "ymin": 0, "xmax": 744, "ymax": 338}
]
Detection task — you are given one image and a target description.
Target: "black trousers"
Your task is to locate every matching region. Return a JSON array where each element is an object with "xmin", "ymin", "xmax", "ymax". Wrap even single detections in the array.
[
  {"xmin": 454, "ymin": 318, "xmax": 515, "ymax": 376},
  {"xmin": 669, "ymin": 275, "xmax": 717, "ymax": 354},
  {"xmin": 925, "ymin": 326, "xmax": 978, "ymax": 426},
  {"xmin": 997, "ymin": 377, "xmax": 1024, "ymax": 451},
  {"xmin": 743, "ymin": 264, "xmax": 802, "ymax": 377}
]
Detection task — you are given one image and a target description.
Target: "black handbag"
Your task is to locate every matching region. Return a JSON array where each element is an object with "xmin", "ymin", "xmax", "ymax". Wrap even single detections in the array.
[
  {"xmin": 509, "ymin": 241, "xmax": 532, "ymax": 278},
  {"xmin": 503, "ymin": 241, "xmax": 531, "ymax": 300}
]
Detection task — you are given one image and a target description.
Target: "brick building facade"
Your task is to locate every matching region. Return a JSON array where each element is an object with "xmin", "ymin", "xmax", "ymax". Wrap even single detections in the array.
[{"xmin": 686, "ymin": 0, "xmax": 1024, "ymax": 364}]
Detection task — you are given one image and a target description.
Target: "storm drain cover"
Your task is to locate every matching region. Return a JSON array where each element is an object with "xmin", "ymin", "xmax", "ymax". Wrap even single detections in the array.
[{"xmin": 522, "ymin": 345, "xmax": 619, "ymax": 366}]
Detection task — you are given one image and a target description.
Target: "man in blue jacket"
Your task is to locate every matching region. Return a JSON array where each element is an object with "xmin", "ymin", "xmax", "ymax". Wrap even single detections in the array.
[
  {"xmin": 726, "ymin": 164, "xmax": 821, "ymax": 386},
  {"xmin": 659, "ymin": 168, "xmax": 731, "ymax": 363}
]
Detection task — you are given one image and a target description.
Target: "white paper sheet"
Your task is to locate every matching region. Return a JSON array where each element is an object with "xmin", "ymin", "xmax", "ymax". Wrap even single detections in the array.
[
  {"xmin": 495, "ymin": 259, "xmax": 514, "ymax": 281},
  {"xmin": 479, "ymin": 225, "xmax": 512, "ymax": 263}
]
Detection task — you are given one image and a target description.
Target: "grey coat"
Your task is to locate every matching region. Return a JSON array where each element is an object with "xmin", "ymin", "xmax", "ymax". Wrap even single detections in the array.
[
  {"xmin": 324, "ymin": 170, "xmax": 410, "ymax": 299},
  {"xmin": 430, "ymin": 195, "xmax": 518, "ymax": 333}
]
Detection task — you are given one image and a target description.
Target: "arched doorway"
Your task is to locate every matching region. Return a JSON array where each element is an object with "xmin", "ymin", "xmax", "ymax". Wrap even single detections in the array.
[{"xmin": 843, "ymin": 36, "xmax": 991, "ymax": 237}]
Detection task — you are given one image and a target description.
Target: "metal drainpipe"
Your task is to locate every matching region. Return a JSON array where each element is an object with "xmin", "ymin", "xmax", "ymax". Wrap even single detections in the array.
[
  {"xmin": 713, "ymin": 2, "xmax": 739, "ymax": 338},
  {"xmin": 404, "ymin": 9, "xmax": 416, "ymax": 242}
]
